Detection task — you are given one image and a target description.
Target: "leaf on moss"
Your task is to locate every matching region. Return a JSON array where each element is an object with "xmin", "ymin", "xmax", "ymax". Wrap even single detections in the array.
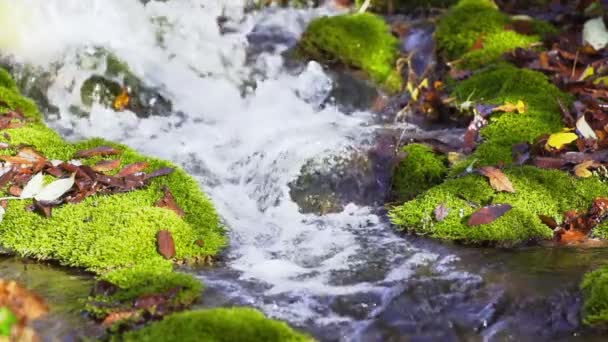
[
  {"xmin": 20, "ymin": 173, "xmax": 44, "ymax": 199},
  {"xmin": 75, "ymin": 146, "xmax": 121, "ymax": 158},
  {"xmin": 156, "ymin": 187, "xmax": 185, "ymax": 217},
  {"xmin": 493, "ymin": 100, "xmax": 526, "ymax": 114},
  {"xmin": 576, "ymin": 115, "xmax": 598, "ymax": 140},
  {"xmin": 468, "ymin": 204, "xmax": 512, "ymax": 226},
  {"xmin": 92, "ymin": 159, "xmax": 121, "ymax": 172},
  {"xmin": 545, "ymin": 132, "xmax": 578, "ymax": 150},
  {"xmin": 157, "ymin": 230, "xmax": 176, "ymax": 259},
  {"xmin": 102, "ymin": 310, "xmax": 139, "ymax": 327},
  {"xmin": 117, "ymin": 162, "xmax": 148, "ymax": 177},
  {"xmin": 479, "ymin": 166, "xmax": 515, "ymax": 193},
  {"xmin": 574, "ymin": 160, "xmax": 597, "ymax": 178},
  {"xmin": 434, "ymin": 203, "xmax": 449, "ymax": 222},
  {"xmin": 34, "ymin": 174, "xmax": 75, "ymax": 202}
]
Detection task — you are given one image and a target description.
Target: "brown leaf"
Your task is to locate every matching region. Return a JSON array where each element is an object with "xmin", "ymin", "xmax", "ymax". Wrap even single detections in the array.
[
  {"xmin": 8, "ymin": 185, "xmax": 21, "ymax": 197},
  {"xmin": 479, "ymin": 167, "xmax": 516, "ymax": 193},
  {"xmin": 117, "ymin": 162, "xmax": 148, "ymax": 177},
  {"xmin": 434, "ymin": 203, "xmax": 449, "ymax": 222},
  {"xmin": 92, "ymin": 159, "xmax": 121, "ymax": 172},
  {"xmin": 134, "ymin": 294, "xmax": 168, "ymax": 310},
  {"xmin": 146, "ymin": 167, "xmax": 175, "ymax": 180},
  {"xmin": 74, "ymin": 146, "xmax": 121, "ymax": 158},
  {"xmin": 33, "ymin": 200, "xmax": 53, "ymax": 218},
  {"xmin": 102, "ymin": 311, "xmax": 139, "ymax": 327},
  {"xmin": 470, "ymin": 34, "xmax": 485, "ymax": 51},
  {"xmin": 574, "ymin": 160, "xmax": 597, "ymax": 178},
  {"xmin": 157, "ymin": 230, "xmax": 176, "ymax": 259},
  {"xmin": 468, "ymin": 204, "xmax": 512, "ymax": 226},
  {"xmin": 558, "ymin": 229, "xmax": 588, "ymax": 244},
  {"xmin": 539, "ymin": 215, "xmax": 558, "ymax": 229},
  {"xmin": 155, "ymin": 187, "xmax": 185, "ymax": 217},
  {"xmin": 195, "ymin": 239, "xmax": 204, "ymax": 247}
]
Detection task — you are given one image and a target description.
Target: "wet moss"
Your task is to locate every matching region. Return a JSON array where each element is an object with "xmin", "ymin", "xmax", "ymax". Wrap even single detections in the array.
[
  {"xmin": 392, "ymin": 144, "xmax": 448, "ymax": 202},
  {"xmin": 389, "ymin": 166, "xmax": 608, "ymax": 245},
  {"xmin": 121, "ymin": 308, "xmax": 313, "ymax": 342},
  {"xmin": 0, "ymin": 70, "xmax": 223, "ymax": 317},
  {"xmin": 581, "ymin": 266, "xmax": 608, "ymax": 326},
  {"xmin": 436, "ymin": 0, "xmax": 553, "ymax": 68},
  {"xmin": 451, "ymin": 63, "xmax": 571, "ymax": 170},
  {"xmin": 298, "ymin": 13, "xmax": 401, "ymax": 92}
]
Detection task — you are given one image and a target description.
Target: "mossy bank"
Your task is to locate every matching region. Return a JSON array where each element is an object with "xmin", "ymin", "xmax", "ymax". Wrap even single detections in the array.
[{"xmin": 0, "ymin": 68, "xmax": 309, "ymax": 339}]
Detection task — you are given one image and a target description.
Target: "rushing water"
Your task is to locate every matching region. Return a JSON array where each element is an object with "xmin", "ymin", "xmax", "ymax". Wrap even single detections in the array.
[{"xmin": 0, "ymin": 1, "xmax": 607, "ymax": 341}]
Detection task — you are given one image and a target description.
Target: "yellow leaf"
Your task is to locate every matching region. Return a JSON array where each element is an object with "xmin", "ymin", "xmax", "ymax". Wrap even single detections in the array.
[
  {"xmin": 545, "ymin": 132, "xmax": 578, "ymax": 150},
  {"xmin": 447, "ymin": 152, "xmax": 465, "ymax": 166},
  {"xmin": 574, "ymin": 160, "xmax": 595, "ymax": 178},
  {"xmin": 579, "ymin": 65, "xmax": 595, "ymax": 81},
  {"xmin": 594, "ymin": 76, "xmax": 608, "ymax": 86},
  {"xmin": 494, "ymin": 100, "xmax": 527, "ymax": 114},
  {"xmin": 113, "ymin": 88, "xmax": 130, "ymax": 111}
]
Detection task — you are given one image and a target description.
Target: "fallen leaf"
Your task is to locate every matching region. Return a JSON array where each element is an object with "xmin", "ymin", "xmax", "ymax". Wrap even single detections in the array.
[
  {"xmin": 134, "ymin": 294, "xmax": 168, "ymax": 310},
  {"xmin": 558, "ymin": 229, "xmax": 588, "ymax": 243},
  {"xmin": 434, "ymin": 203, "xmax": 449, "ymax": 221},
  {"xmin": 117, "ymin": 162, "xmax": 148, "ymax": 177},
  {"xmin": 155, "ymin": 187, "xmax": 185, "ymax": 217},
  {"xmin": 0, "ymin": 279, "xmax": 48, "ymax": 322},
  {"xmin": 468, "ymin": 204, "xmax": 512, "ymax": 226},
  {"xmin": 146, "ymin": 167, "xmax": 175, "ymax": 180},
  {"xmin": 539, "ymin": 214, "xmax": 558, "ymax": 228},
  {"xmin": 583, "ymin": 17, "xmax": 608, "ymax": 50},
  {"xmin": 113, "ymin": 88, "xmax": 130, "ymax": 111},
  {"xmin": 33, "ymin": 200, "xmax": 53, "ymax": 218},
  {"xmin": 8, "ymin": 186, "xmax": 21, "ymax": 197},
  {"xmin": 157, "ymin": 230, "xmax": 176, "ymax": 259},
  {"xmin": 576, "ymin": 115, "xmax": 598, "ymax": 140},
  {"xmin": 574, "ymin": 160, "xmax": 596, "ymax": 178},
  {"xmin": 102, "ymin": 311, "xmax": 139, "ymax": 327},
  {"xmin": 545, "ymin": 132, "xmax": 578, "ymax": 150},
  {"xmin": 34, "ymin": 174, "xmax": 75, "ymax": 202},
  {"xmin": 493, "ymin": 100, "xmax": 527, "ymax": 114},
  {"xmin": 471, "ymin": 34, "xmax": 485, "ymax": 51},
  {"xmin": 479, "ymin": 166, "xmax": 516, "ymax": 193},
  {"xmin": 91, "ymin": 159, "xmax": 121, "ymax": 172},
  {"xmin": 74, "ymin": 146, "xmax": 121, "ymax": 158},
  {"xmin": 20, "ymin": 173, "xmax": 44, "ymax": 199}
]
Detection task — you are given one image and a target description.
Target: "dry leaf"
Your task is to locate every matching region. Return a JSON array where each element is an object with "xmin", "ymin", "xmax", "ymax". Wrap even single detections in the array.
[
  {"xmin": 102, "ymin": 311, "xmax": 139, "ymax": 327},
  {"xmin": 75, "ymin": 146, "xmax": 121, "ymax": 158},
  {"xmin": 545, "ymin": 132, "xmax": 578, "ymax": 150},
  {"xmin": 479, "ymin": 166, "xmax": 516, "ymax": 193},
  {"xmin": 155, "ymin": 187, "xmax": 185, "ymax": 217},
  {"xmin": 157, "ymin": 230, "xmax": 176, "ymax": 259},
  {"xmin": 574, "ymin": 160, "xmax": 596, "ymax": 178},
  {"xmin": 493, "ymin": 100, "xmax": 527, "ymax": 114},
  {"xmin": 117, "ymin": 162, "xmax": 148, "ymax": 178},
  {"xmin": 434, "ymin": 203, "xmax": 449, "ymax": 222},
  {"xmin": 468, "ymin": 204, "xmax": 512, "ymax": 226},
  {"xmin": 92, "ymin": 159, "xmax": 121, "ymax": 172},
  {"xmin": 113, "ymin": 88, "xmax": 130, "ymax": 111}
]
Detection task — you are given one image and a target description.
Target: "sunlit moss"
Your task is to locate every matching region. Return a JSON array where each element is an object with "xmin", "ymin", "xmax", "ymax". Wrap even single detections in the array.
[
  {"xmin": 392, "ymin": 144, "xmax": 447, "ymax": 202},
  {"xmin": 298, "ymin": 13, "xmax": 401, "ymax": 92},
  {"xmin": 389, "ymin": 166, "xmax": 608, "ymax": 245},
  {"xmin": 121, "ymin": 308, "xmax": 314, "ymax": 342}
]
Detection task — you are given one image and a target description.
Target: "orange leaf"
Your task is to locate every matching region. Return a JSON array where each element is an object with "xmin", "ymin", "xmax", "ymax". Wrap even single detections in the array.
[
  {"xmin": 479, "ymin": 166, "xmax": 516, "ymax": 193},
  {"xmin": 468, "ymin": 204, "xmax": 512, "ymax": 226},
  {"xmin": 91, "ymin": 159, "xmax": 121, "ymax": 172},
  {"xmin": 113, "ymin": 88, "xmax": 130, "ymax": 111}
]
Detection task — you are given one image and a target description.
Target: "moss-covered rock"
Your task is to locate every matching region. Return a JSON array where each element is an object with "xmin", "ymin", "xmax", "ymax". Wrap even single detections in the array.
[
  {"xmin": 0, "ymin": 69, "xmax": 224, "ymax": 322},
  {"xmin": 354, "ymin": 0, "xmax": 457, "ymax": 13},
  {"xmin": 390, "ymin": 166, "xmax": 608, "ymax": 245},
  {"xmin": 391, "ymin": 144, "xmax": 447, "ymax": 202},
  {"xmin": 297, "ymin": 13, "xmax": 402, "ymax": 92},
  {"xmin": 436, "ymin": 0, "xmax": 554, "ymax": 68},
  {"xmin": 450, "ymin": 63, "xmax": 570, "ymax": 171},
  {"xmin": 581, "ymin": 266, "xmax": 608, "ymax": 326},
  {"xmin": 121, "ymin": 308, "xmax": 313, "ymax": 342}
]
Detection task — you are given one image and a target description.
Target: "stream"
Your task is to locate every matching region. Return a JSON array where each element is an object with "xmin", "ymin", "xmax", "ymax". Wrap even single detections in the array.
[{"xmin": 0, "ymin": 1, "xmax": 607, "ymax": 341}]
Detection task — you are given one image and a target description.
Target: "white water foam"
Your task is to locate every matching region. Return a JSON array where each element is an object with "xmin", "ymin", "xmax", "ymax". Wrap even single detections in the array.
[{"xmin": 0, "ymin": 0, "xmax": 467, "ymax": 334}]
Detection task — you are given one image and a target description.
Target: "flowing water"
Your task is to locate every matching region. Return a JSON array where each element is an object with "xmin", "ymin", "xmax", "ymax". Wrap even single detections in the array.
[{"xmin": 0, "ymin": 1, "xmax": 607, "ymax": 341}]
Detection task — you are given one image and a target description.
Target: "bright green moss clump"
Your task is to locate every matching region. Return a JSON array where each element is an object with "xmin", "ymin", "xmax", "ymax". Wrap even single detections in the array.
[
  {"xmin": 392, "ymin": 144, "xmax": 447, "ymax": 202},
  {"xmin": 122, "ymin": 308, "xmax": 313, "ymax": 342},
  {"xmin": 436, "ymin": 0, "xmax": 553, "ymax": 68},
  {"xmin": 298, "ymin": 13, "xmax": 402, "ymax": 92},
  {"xmin": 0, "ymin": 70, "xmax": 224, "ymax": 319},
  {"xmin": 354, "ymin": 0, "xmax": 457, "ymax": 13},
  {"xmin": 390, "ymin": 166, "xmax": 608, "ymax": 245},
  {"xmin": 451, "ymin": 63, "xmax": 570, "ymax": 169},
  {"xmin": 581, "ymin": 266, "xmax": 608, "ymax": 326}
]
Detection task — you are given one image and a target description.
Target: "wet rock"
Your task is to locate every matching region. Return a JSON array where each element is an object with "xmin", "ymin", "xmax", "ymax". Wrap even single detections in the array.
[
  {"xmin": 289, "ymin": 135, "xmax": 398, "ymax": 215},
  {"xmin": 79, "ymin": 52, "xmax": 172, "ymax": 118}
]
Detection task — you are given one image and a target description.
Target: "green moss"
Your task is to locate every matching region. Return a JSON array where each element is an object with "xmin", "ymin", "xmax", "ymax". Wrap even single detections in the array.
[
  {"xmin": 392, "ymin": 144, "xmax": 448, "ymax": 202},
  {"xmin": 122, "ymin": 308, "xmax": 313, "ymax": 342},
  {"xmin": 581, "ymin": 266, "xmax": 608, "ymax": 326},
  {"xmin": 436, "ymin": 0, "xmax": 552, "ymax": 68},
  {"xmin": 451, "ymin": 64, "xmax": 570, "ymax": 170},
  {"xmin": 0, "ymin": 70, "xmax": 224, "ymax": 319},
  {"xmin": 298, "ymin": 13, "xmax": 401, "ymax": 92},
  {"xmin": 389, "ymin": 166, "xmax": 608, "ymax": 245},
  {"xmin": 354, "ymin": 0, "xmax": 457, "ymax": 13}
]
